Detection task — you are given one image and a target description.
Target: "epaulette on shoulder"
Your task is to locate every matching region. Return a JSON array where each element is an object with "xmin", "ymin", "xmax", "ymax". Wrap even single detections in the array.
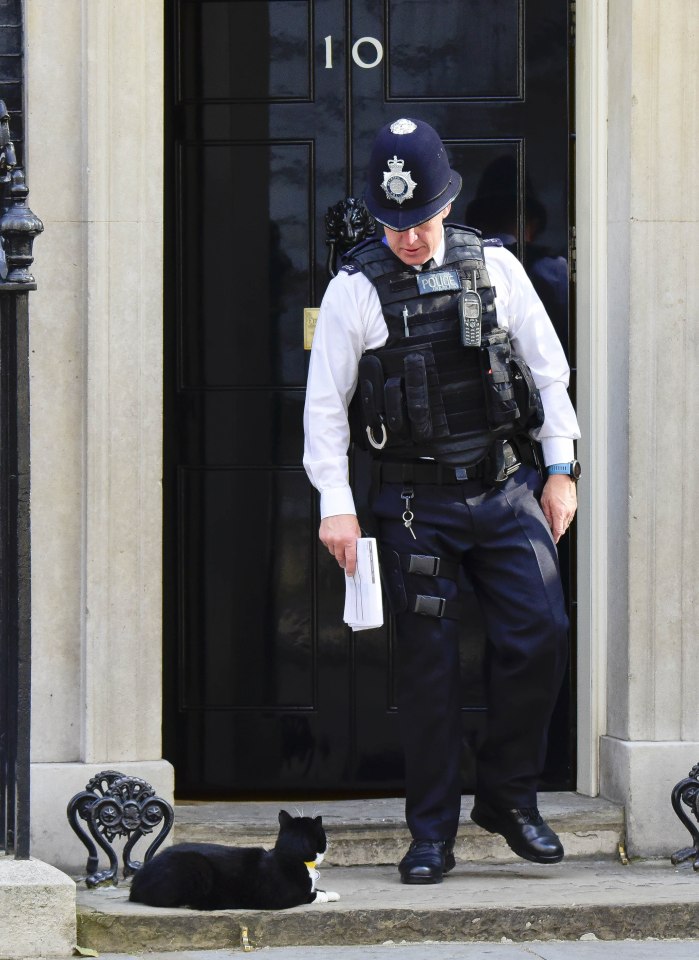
[
  {"xmin": 340, "ymin": 235, "xmax": 384, "ymax": 274},
  {"xmin": 483, "ymin": 237, "xmax": 504, "ymax": 248}
]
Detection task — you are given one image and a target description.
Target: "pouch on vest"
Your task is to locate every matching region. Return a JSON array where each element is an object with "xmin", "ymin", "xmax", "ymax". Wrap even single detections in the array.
[
  {"xmin": 382, "ymin": 342, "xmax": 448, "ymax": 440},
  {"xmin": 480, "ymin": 330, "xmax": 519, "ymax": 427},
  {"xmin": 510, "ymin": 353, "xmax": 545, "ymax": 431},
  {"xmin": 358, "ymin": 354, "xmax": 387, "ymax": 448},
  {"xmin": 385, "ymin": 376, "xmax": 409, "ymax": 437},
  {"xmin": 404, "ymin": 352, "xmax": 433, "ymax": 443},
  {"xmin": 354, "ymin": 342, "xmax": 449, "ymax": 452}
]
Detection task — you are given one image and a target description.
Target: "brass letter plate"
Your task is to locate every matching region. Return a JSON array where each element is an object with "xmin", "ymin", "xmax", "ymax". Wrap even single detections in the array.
[{"xmin": 304, "ymin": 308, "xmax": 320, "ymax": 350}]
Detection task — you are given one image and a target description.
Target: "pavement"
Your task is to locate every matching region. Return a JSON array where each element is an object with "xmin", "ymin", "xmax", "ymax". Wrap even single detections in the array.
[{"xmin": 94, "ymin": 939, "xmax": 699, "ymax": 959}]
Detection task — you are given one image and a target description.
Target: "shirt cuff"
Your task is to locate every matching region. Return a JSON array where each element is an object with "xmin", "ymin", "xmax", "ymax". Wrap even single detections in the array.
[
  {"xmin": 320, "ymin": 485, "xmax": 357, "ymax": 519},
  {"xmin": 540, "ymin": 437, "xmax": 576, "ymax": 467}
]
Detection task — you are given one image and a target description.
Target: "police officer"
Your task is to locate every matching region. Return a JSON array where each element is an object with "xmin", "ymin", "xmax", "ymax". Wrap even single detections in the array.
[{"xmin": 303, "ymin": 119, "xmax": 580, "ymax": 884}]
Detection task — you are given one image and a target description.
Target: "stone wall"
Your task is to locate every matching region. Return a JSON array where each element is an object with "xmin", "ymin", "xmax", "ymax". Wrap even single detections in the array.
[
  {"xmin": 25, "ymin": 0, "xmax": 172, "ymax": 871},
  {"xmin": 601, "ymin": 0, "xmax": 699, "ymax": 855}
]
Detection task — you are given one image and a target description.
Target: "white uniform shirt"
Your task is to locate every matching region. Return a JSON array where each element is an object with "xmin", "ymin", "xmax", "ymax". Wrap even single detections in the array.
[{"xmin": 303, "ymin": 233, "xmax": 581, "ymax": 519}]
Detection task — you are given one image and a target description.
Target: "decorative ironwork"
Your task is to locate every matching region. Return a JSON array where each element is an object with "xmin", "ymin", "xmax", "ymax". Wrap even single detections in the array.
[
  {"xmin": 670, "ymin": 763, "xmax": 699, "ymax": 870},
  {"xmin": 0, "ymin": 100, "xmax": 44, "ymax": 285},
  {"xmin": 0, "ymin": 102, "xmax": 17, "ymax": 184},
  {"xmin": 67, "ymin": 770, "xmax": 174, "ymax": 887},
  {"xmin": 0, "ymin": 167, "xmax": 44, "ymax": 284},
  {"xmin": 325, "ymin": 197, "xmax": 376, "ymax": 278},
  {"xmin": 0, "ymin": 93, "xmax": 41, "ymax": 860}
]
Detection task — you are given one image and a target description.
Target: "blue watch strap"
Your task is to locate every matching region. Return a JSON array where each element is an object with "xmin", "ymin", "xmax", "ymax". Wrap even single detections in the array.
[{"xmin": 547, "ymin": 461, "xmax": 582, "ymax": 481}]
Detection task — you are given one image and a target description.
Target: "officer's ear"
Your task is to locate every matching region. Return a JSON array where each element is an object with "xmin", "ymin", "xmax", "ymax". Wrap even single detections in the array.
[{"xmin": 441, "ymin": 204, "xmax": 452, "ymax": 220}]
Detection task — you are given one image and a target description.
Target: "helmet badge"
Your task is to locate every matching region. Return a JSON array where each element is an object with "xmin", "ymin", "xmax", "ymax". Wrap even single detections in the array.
[
  {"xmin": 390, "ymin": 119, "xmax": 417, "ymax": 135},
  {"xmin": 382, "ymin": 156, "xmax": 417, "ymax": 205}
]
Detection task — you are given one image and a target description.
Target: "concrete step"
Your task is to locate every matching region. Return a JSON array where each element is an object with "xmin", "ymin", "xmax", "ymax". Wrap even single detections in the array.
[
  {"xmin": 172, "ymin": 793, "xmax": 626, "ymax": 866},
  {"xmin": 76, "ymin": 859, "xmax": 699, "ymax": 954},
  {"xmin": 75, "ymin": 793, "xmax": 634, "ymax": 954}
]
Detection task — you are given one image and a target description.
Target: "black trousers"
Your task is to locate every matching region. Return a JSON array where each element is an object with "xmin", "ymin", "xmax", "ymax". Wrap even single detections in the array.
[{"xmin": 370, "ymin": 465, "xmax": 569, "ymax": 842}]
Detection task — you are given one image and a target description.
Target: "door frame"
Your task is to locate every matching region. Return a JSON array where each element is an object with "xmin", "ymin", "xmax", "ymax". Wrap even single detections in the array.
[{"xmin": 573, "ymin": 0, "xmax": 608, "ymax": 797}]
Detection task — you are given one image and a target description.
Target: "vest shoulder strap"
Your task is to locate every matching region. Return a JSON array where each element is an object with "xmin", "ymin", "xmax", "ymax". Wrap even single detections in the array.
[
  {"xmin": 344, "ymin": 225, "xmax": 488, "ymax": 285},
  {"xmin": 443, "ymin": 223, "xmax": 485, "ymax": 266},
  {"xmin": 342, "ymin": 237, "xmax": 401, "ymax": 280}
]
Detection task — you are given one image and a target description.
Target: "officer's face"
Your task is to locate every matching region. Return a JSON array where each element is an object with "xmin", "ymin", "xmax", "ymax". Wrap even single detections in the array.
[{"xmin": 383, "ymin": 204, "xmax": 451, "ymax": 267}]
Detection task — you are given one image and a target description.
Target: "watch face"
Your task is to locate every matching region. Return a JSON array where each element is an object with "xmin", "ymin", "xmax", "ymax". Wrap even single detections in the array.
[{"xmin": 571, "ymin": 460, "xmax": 582, "ymax": 479}]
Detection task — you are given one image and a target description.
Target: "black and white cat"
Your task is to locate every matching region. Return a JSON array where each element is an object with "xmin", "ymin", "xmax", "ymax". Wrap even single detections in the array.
[{"xmin": 129, "ymin": 810, "xmax": 340, "ymax": 910}]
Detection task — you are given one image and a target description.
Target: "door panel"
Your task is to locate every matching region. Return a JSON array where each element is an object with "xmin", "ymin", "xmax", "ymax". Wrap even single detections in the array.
[
  {"xmin": 178, "ymin": 140, "xmax": 314, "ymax": 389},
  {"xmin": 385, "ymin": 0, "xmax": 522, "ymax": 100},
  {"xmin": 165, "ymin": 0, "xmax": 574, "ymax": 797},
  {"xmin": 178, "ymin": 0, "xmax": 313, "ymax": 101}
]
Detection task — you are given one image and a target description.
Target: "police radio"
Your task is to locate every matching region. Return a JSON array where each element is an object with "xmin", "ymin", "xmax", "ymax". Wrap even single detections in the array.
[{"xmin": 459, "ymin": 283, "xmax": 482, "ymax": 347}]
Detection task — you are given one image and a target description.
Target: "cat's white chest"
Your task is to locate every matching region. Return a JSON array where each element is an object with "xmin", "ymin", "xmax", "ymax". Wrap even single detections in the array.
[
  {"xmin": 305, "ymin": 851, "xmax": 323, "ymax": 891},
  {"xmin": 305, "ymin": 849, "xmax": 340, "ymax": 903}
]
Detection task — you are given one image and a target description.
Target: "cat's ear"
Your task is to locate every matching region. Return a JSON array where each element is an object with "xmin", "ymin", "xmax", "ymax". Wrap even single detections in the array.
[
  {"xmin": 314, "ymin": 815, "xmax": 323, "ymax": 825},
  {"xmin": 279, "ymin": 809, "xmax": 293, "ymax": 826}
]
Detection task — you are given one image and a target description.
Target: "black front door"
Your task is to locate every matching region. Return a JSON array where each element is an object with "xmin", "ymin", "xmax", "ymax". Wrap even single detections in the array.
[{"xmin": 164, "ymin": 0, "xmax": 574, "ymax": 798}]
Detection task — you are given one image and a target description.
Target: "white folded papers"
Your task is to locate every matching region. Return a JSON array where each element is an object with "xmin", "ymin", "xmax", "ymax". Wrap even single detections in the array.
[{"xmin": 343, "ymin": 537, "xmax": 384, "ymax": 631}]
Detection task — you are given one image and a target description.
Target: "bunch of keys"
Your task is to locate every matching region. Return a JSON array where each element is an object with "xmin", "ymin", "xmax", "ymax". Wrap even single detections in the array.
[{"xmin": 401, "ymin": 487, "xmax": 417, "ymax": 540}]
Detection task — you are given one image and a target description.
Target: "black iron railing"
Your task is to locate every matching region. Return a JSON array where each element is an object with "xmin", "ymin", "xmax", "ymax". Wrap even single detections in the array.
[{"xmin": 0, "ymin": 97, "xmax": 42, "ymax": 858}]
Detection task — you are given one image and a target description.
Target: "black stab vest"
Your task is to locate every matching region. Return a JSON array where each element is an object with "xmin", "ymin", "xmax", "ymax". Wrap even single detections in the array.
[{"xmin": 344, "ymin": 224, "xmax": 543, "ymax": 466}]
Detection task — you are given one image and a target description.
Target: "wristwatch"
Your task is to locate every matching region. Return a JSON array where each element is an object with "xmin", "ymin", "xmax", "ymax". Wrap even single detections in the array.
[{"xmin": 547, "ymin": 461, "xmax": 582, "ymax": 481}]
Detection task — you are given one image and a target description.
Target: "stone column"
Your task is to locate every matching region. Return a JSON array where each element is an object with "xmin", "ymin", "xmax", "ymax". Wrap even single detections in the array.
[
  {"xmin": 25, "ymin": 0, "xmax": 172, "ymax": 871},
  {"xmin": 602, "ymin": 0, "xmax": 699, "ymax": 855}
]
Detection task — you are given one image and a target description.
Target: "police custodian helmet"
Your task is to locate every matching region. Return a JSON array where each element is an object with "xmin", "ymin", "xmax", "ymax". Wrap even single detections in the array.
[{"xmin": 364, "ymin": 118, "xmax": 462, "ymax": 231}]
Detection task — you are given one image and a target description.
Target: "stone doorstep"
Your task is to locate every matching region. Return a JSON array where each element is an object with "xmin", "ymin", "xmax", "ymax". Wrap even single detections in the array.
[
  {"xmin": 173, "ymin": 793, "xmax": 626, "ymax": 865},
  {"xmin": 75, "ymin": 794, "xmax": 635, "ymax": 955},
  {"xmin": 76, "ymin": 859, "xmax": 699, "ymax": 954}
]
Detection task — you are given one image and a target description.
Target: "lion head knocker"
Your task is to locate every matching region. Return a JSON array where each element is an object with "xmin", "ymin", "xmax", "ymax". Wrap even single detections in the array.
[{"xmin": 325, "ymin": 197, "xmax": 377, "ymax": 278}]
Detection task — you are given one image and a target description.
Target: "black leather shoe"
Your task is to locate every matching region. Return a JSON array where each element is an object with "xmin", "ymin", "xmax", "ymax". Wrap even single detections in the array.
[
  {"xmin": 398, "ymin": 839, "xmax": 456, "ymax": 884},
  {"xmin": 470, "ymin": 801, "xmax": 564, "ymax": 864}
]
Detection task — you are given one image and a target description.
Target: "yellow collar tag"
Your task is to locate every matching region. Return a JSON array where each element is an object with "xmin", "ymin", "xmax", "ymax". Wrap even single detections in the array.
[{"xmin": 305, "ymin": 861, "xmax": 316, "ymax": 869}]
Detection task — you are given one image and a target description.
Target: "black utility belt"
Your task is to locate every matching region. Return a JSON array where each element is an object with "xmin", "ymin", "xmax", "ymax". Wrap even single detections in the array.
[
  {"xmin": 373, "ymin": 460, "xmax": 487, "ymax": 485},
  {"xmin": 372, "ymin": 438, "xmax": 541, "ymax": 487}
]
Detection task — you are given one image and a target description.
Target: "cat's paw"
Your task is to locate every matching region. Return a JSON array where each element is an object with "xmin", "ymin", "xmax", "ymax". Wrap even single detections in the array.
[{"xmin": 314, "ymin": 889, "xmax": 340, "ymax": 903}]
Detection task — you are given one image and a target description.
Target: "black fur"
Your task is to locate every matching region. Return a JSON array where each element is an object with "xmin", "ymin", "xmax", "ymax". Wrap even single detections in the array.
[{"xmin": 129, "ymin": 810, "xmax": 331, "ymax": 910}]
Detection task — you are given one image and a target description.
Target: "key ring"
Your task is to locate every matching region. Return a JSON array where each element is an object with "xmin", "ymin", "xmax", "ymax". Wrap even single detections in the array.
[{"xmin": 401, "ymin": 487, "xmax": 417, "ymax": 540}]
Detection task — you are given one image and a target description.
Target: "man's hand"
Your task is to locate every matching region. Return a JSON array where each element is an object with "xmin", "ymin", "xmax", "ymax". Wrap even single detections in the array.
[
  {"xmin": 540, "ymin": 474, "xmax": 578, "ymax": 544},
  {"xmin": 319, "ymin": 514, "xmax": 362, "ymax": 576}
]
